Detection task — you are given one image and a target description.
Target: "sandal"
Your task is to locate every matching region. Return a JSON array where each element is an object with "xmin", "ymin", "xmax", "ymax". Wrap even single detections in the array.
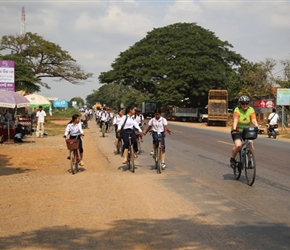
[{"xmin": 122, "ymin": 160, "xmax": 128, "ymax": 164}]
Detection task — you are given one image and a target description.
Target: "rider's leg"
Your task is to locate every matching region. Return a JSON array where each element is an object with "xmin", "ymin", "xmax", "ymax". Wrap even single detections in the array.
[
  {"xmin": 231, "ymin": 138, "xmax": 242, "ymax": 159},
  {"xmin": 230, "ymin": 132, "xmax": 242, "ymax": 166},
  {"xmin": 79, "ymin": 139, "xmax": 84, "ymax": 166},
  {"xmin": 122, "ymin": 132, "xmax": 129, "ymax": 163}
]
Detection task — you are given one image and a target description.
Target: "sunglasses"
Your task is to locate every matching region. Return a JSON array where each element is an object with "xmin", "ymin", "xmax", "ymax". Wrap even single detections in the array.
[{"xmin": 241, "ymin": 102, "xmax": 249, "ymax": 105}]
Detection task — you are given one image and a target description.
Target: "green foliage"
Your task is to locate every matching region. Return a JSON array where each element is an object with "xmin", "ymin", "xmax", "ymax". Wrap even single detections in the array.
[
  {"xmin": 68, "ymin": 97, "xmax": 84, "ymax": 108},
  {"xmin": 86, "ymin": 83, "xmax": 147, "ymax": 110},
  {"xmin": 50, "ymin": 107, "xmax": 80, "ymax": 119},
  {"xmin": 0, "ymin": 32, "xmax": 93, "ymax": 92},
  {"xmin": 99, "ymin": 22, "xmax": 244, "ymax": 107}
]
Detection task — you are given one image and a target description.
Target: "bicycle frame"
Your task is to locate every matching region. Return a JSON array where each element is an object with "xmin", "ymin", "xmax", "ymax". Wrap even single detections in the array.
[
  {"xmin": 151, "ymin": 131, "xmax": 164, "ymax": 174},
  {"xmin": 70, "ymin": 147, "xmax": 80, "ymax": 174},
  {"xmin": 127, "ymin": 133, "xmax": 135, "ymax": 173},
  {"xmin": 234, "ymin": 137, "xmax": 256, "ymax": 186}
]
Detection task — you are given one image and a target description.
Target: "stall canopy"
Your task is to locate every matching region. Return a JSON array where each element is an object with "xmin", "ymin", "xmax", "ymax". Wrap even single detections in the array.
[
  {"xmin": 0, "ymin": 90, "xmax": 30, "ymax": 108},
  {"xmin": 24, "ymin": 94, "xmax": 51, "ymax": 108}
]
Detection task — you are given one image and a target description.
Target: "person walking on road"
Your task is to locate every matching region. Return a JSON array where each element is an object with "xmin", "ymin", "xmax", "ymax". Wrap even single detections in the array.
[{"xmin": 36, "ymin": 105, "xmax": 46, "ymax": 138}]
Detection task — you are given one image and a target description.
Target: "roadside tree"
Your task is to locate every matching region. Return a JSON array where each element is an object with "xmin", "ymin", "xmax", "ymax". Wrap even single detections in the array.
[
  {"xmin": 99, "ymin": 22, "xmax": 244, "ymax": 107},
  {"xmin": 0, "ymin": 32, "xmax": 93, "ymax": 92}
]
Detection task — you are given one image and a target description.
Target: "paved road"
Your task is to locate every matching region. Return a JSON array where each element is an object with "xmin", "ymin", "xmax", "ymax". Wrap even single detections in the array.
[{"xmin": 99, "ymin": 119, "xmax": 290, "ymax": 249}]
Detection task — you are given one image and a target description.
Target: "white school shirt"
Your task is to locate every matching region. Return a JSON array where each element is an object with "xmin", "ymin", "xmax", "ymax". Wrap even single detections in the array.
[
  {"xmin": 64, "ymin": 122, "xmax": 84, "ymax": 137},
  {"xmin": 117, "ymin": 115, "xmax": 142, "ymax": 132},
  {"xmin": 36, "ymin": 110, "xmax": 46, "ymax": 123},
  {"xmin": 268, "ymin": 113, "xmax": 279, "ymax": 125},
  {"xmin": 113, "ymin": 115, "xmax": 123, "ymax": 125},
  {"xmin": 134, "ymin": 114, "xmax": 144, "ymax": 124},
  {"xmin": 100, "ymin": 111, "xmax": 109, "ymax": 121},
  {"xmin": 148, "ymin": 117, "xmax": 168, "ymax": 133}
]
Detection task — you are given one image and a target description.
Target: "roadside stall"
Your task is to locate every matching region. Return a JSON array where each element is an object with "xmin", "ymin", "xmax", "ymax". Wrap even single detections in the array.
[{"xmin": 0, "ymin": 90, "xmax": 30, "ymax": 142}]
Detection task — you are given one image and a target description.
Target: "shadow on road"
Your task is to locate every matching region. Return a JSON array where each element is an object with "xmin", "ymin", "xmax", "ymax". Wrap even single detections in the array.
[{"xmin": 0, "ymin": 218, "xmax": 289, "ymax": 249}]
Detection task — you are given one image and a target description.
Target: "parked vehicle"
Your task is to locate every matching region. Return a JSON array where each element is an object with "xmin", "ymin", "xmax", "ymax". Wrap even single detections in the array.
[
  {"xmin": 267, "ymin": 124, "xmax": 279, "ymax": 139},
  {"xmin": 207, "ymin": 90, "xmax": 228, "ymax": 126},
  {"xmin": 142, "ymin": 102, "xmax": 157, "ymax": 118},
  {"xmin": 167, "ymin": 107, "xmax": 204, "ymax": 122}
]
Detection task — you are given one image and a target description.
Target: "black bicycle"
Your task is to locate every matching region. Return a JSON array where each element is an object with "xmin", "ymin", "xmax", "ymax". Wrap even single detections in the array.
[
  {"xmin": 233, "ymin": 126, "xmax": 258, "ymax": 186},
  {"xmin": 126, "ymin": 132, "xmax": 135, "ymax": 173},
  {"xmin": 150, "ymin": 131, "xmax": 169, "ymax": 174}
]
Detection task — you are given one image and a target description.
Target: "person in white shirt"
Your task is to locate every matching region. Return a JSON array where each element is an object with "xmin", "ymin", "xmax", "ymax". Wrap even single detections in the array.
[
  {"xmin": 63, "ymin": 114, "xmax": 85, "ymax": 166},
  {"xmin": 113, "ymin": 108, "xmax": 124, "ymax": 154},
  {"xmin": 99, "ymin": 107, "xmax": 109, "ymax": 132},
  {"xmin": 36, "ymin": 105, "xmax": 46, "ymax": 138},
  {"xmin": 117, "ymin": 105, "xmax": 144, "ymax": 164},
  {"xmin": 144, "ymin": 108, "xmax": 171, "ymax": 169},
  {"xmin": 134, "ymin": 108, "xmax": 145, "ymax": 142},
  {"xmin": 268, "ymin": 108, "xmax": 279, "ymax": 133}
]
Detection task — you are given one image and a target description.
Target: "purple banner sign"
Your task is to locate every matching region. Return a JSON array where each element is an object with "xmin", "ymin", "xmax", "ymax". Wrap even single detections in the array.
[{"xmin": 0, "ymin": 60, "xmax": 15, "ymax": 91}]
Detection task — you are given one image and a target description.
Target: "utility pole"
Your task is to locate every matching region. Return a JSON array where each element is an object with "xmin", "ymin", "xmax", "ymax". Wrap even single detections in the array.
[{"xmin": 20, "ymin": 6, "xmax": 26, "ymax": 37}]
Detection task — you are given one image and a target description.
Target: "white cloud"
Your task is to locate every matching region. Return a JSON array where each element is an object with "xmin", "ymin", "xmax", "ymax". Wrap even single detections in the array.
[{"xmin": 1, "ymin": 1, "xmax": 290, "ymax": 101}]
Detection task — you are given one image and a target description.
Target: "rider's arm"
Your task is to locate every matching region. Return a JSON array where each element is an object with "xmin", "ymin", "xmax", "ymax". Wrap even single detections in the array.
[
  {"xmin": 64, "ymin": 123, "xmax": 71, "ymax": 137},
  {"xmin": 133, "ymin": 119, "xmax": 142, "ymax": 133},
  {"xmin": 232, "ymin": 111, "xmax": 239, "ymax": 132}
]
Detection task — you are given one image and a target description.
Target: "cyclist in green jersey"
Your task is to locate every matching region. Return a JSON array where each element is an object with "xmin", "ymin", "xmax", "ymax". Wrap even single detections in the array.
[{"xmin": 230, "ymin": 96, "xmax": 259, "ymax": 168}]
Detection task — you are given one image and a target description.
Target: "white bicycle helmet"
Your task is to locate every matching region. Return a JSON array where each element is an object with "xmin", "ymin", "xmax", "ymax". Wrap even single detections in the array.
[{"xmin": 238, "ymin": 95, "xmax": 250, "ymax": 103}]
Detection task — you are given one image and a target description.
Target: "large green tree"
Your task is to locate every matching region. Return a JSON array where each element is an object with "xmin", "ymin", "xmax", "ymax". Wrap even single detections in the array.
[
  {"xmin": 0, "ymin": 32, "xmax": 93, "ymax": 92},
  {"xmin": 99, "ymin": 22, "xmax": 244, "ymax": 107},
  {"xmin": 86, "ymin": 83, "xmax": 145, "ymax": 110}
]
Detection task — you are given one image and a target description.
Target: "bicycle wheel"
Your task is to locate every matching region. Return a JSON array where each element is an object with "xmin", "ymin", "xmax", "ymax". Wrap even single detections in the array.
[
  {"xmin": 117, "ymin": 138, "xmax": 122, "ymax": 154},
  {"xmin": 233, "ymin": 150, "xmax": 242, "ymax": 180},
  {"xmin": 137, "ymin": 137, "xmax": 141, "ymax": 155},
  {"xmin": 130, "ymin": 145, "xmax": 135, "ymax": 173},
  {"xmin": 156, "ymin": 147, "xmax": 162, "ymax": 174},
  {"xmin": 102, "ymin": 124, "xmax": 105, "ymax": 137},
  {"xmin": 245, "ymin": 149, "xmax": 256, "ymax": 186},
  {"xmin": 70, "ymin": 150, "xmax": 78, "ymax": 174}
]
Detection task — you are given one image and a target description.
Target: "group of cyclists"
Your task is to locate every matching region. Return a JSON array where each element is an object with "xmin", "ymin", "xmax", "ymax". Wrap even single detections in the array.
[
  {"xmin": 63, "ymin": 95, "xmax": 280, "ymax": 173},
  {"xmin": 63, "ymin": 104, "xmax": 171, "ymax": 169}
]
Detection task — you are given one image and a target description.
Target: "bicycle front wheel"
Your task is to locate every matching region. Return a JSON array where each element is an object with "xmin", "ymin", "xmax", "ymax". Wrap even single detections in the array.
[
  {"xmin": 70, "ymin": 150, "xmax": 78, "ymax": 174},
  {"xmin": 137, "ymin": 137, "xmax": 141, "ymax": 155},
  {"xmin": 117, "ymin": 139, "xmax": 123, "ymax": 155},
  {"xmin": 233, "ymin": 151, "xmax": 242, "ymax": 180},
  {"xmin": 245, "ymin": 149, "xmax": 256, "ymax": 186},
  {"xmin": 129, "ymin": 145, "xmax": 135, "ymax": 173},
  {"xmin": 156, "ymin": 147, "xmax": 162, "ymax": 174},
  {"xmin": 102, "ymin": 124, "xmax": 105, "ymax": 137}
]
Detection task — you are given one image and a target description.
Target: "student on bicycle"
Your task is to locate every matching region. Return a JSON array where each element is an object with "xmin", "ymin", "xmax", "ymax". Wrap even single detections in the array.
[
  {"xmin": 144, "ymin": 108, "xmax": 171, "ymax": 169},
  {"xmin": 134, "ymin": 108, "xmax": 145, "ymax": 142},
  {"xmin": 99, "ymin": 107, "xmax": 109, "ymax": 133},
  {"xmin": 63, "ymin": 114, "xmax": 85, "ymax": 166},
  {"xmin": 117, "ymin": 105, "xmax": 144, "ymax": 164},
  {"xmin": 230, "ymin": 95, "xmax": 259, "ymax": 168},
  {"xmin": 113, "ymin": 108, "xmax": 124, "ymax": 154}
]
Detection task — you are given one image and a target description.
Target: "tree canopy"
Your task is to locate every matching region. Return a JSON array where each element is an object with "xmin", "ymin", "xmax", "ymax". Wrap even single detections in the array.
[
  {"xmin": 0, "ymin": 32, "xmax": 93, "ymax": 92},
  {"xmin": 99, "ymin": 22, "xmax": 244, "ymax": 107},
  {"xmin": 86, "ymin": 83, "xmax": 145, "ymax": 110}
]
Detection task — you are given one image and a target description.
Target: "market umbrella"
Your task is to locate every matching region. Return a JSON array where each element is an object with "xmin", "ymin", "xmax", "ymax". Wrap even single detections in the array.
[
  {"xmin": 24, "ymin": 94, "xmax": 51, "ymax": 108},
  {"xmin": 0, "ymin": 90, "xmax": 31, "ymax": 143},
  {"xmin": 0, "ymin": 90, "xmax": 31, "ymax": 108}
]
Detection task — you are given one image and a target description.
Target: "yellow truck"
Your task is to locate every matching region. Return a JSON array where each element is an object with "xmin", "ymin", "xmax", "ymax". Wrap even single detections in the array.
[{"xmin": 207, "ymin": 90, "xmax": 228, "ymax": 127}]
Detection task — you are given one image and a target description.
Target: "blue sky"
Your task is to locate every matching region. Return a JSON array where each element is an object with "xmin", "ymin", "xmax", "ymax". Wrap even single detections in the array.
[{"xmin": 1, "ymin": 0, "xmax": 290, "ymax": 102}]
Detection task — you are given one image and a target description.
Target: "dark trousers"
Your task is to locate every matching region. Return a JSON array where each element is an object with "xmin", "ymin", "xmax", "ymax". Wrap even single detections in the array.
[{"xmin": 122, "ymin": 129, "xmax": 138, "ymax": 152}]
